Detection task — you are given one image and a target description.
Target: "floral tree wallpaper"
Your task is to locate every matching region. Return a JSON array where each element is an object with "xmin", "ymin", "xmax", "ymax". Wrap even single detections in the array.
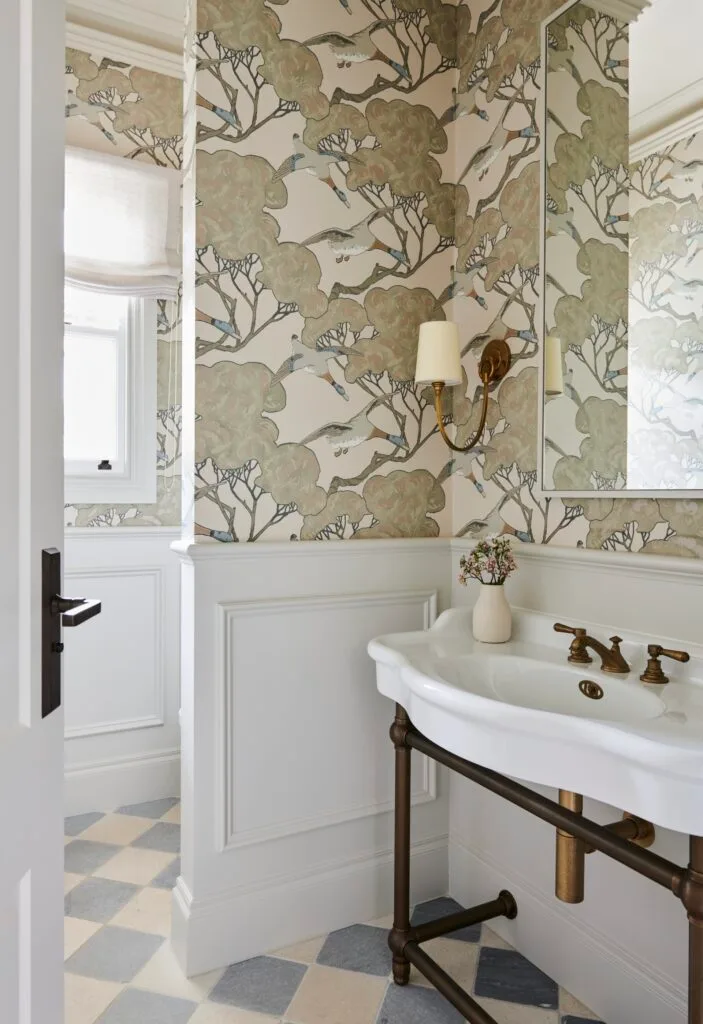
[
  {"xmin": 64, "ymin": 49, "xmax": 183, "ymax": 527},
  {"xmin": 450, "ymin": 0, "xmax": 703, "ymax": 557},
  {"xmin": 628, "ymin": 130, "xmax": 703, "ymax": 491},
  {"xmin": 542, "ymin": 4, "xmax": 629, "ymax": 492},
  {"xmin": 192, "ymin": 0, "xmax": 461, "ymax": 542}
]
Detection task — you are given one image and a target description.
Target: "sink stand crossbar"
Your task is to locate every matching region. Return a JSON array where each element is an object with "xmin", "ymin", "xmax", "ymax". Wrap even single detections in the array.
[{"xmin": 389, "ymin": 705, "xmax": 703, "ymax": 1024}]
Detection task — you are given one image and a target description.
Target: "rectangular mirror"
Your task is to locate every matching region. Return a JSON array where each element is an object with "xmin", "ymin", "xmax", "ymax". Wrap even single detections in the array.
[{"xmin": 539, "ymin": 0, "xmax": 703, "ymax": 496}]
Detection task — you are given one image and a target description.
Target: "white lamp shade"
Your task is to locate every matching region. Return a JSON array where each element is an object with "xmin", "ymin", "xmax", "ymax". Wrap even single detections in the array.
[
  {"xmin": 415, "ymin": 321, "xmax": 462, "ymax": 385},
  {"xmin": 545, "ymin": 335, "xmax": 564, "ymax": 395}
]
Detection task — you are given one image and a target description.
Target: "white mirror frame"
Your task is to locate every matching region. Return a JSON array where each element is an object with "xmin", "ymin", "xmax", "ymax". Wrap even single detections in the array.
[{"xmin": 536, "ymin": 0, "xmax": 703, "ymax": 499}]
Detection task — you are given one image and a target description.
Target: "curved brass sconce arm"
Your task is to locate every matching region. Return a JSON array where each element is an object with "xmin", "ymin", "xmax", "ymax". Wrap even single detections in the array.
[{"xmin": 432, "ymin": 339, "xmax": 511, "ymax": 454}]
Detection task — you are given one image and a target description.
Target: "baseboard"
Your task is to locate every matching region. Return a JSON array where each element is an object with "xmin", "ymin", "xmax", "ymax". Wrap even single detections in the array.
[
  {"xmin": 171, "ymin": 835, "xmax": 449, "ymax": 977},
  {"xmin": 64, "ymin": 748, "xmax": 180, "ymax": 816},
  {"xmin": 449, "ymin": 836, "xmax": 686, "ymax": 1024}
]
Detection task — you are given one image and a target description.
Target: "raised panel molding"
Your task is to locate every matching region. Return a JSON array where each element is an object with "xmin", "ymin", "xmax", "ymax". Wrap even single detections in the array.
[
  {"xmin": 217, "ymin": 590, "xmax": 438, "ymax": 852},
  {"xmin": 63, "ymin": 565, "xmax": 165, "ymax": 739}
]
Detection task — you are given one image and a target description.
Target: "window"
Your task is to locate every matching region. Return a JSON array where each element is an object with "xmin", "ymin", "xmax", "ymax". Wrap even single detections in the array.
[
  {"xmin": 64, "ymin": 287, "xmax": 157, "ymax": 503},
  {"xmin": 63, "ymin": 148, "xmax": 180, "ymax": 504}
]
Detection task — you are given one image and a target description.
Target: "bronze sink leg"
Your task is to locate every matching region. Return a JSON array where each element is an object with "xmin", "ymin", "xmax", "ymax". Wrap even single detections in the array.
[
  {"xmin": 684, "ymin": 836, "xmax": 703, "ymax": 1024},
  {"xmin": 389, "ymin": 704, "xmax": 412, "ymax": 986}
]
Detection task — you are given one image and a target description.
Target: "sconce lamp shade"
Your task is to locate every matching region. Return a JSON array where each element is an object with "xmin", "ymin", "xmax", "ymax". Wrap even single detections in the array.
[
  {"xmin": 415, "ymin": 321, "xmax": 462, "ymax": 385},
  {"xmin": 545, "ymin": 335, "xmax": 564, "ymax": 396}
]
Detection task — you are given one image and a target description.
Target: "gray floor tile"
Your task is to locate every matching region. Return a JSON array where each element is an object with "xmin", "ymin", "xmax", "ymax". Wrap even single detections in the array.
[
  {"xmin": 150, "ymin": 856, "xmax": 180, "ymax": 890},
  {"xmin": 133, "ymin": 822, "xmax": 181, "ymax": 853},
  {"xmin": 65, "ymin": 877, "xmax": 139, "ymax": 923},
  {"xmin": 97, "ymin": 987, "xmax": 197, "ymax": 1023},
  {"xmin": 208, "ymin": 956, "xmax": 306, "ymax": 1016},
  {"xmin": 65, "ymin": 925, "xmax": 164, "ymax": 983},
  {"xmin": 64, "ymin": 839, "xmax": 121, "ymax": 875},
  {"xmin": 410, "ymin": 897, "xmax": 481, "ymax": 943},
  {"xmin": 117, "ymin": 798, "xmax": 180, "ymax": 819},
  {"xmin": 317, "ymin": 923, "xmax": 392, "ymax": 976},
  {"xmin": 475, "ymin": 947, "xmax": 559, "ymax": 1009},
  {"xmin": 378, "ymin": 982, "xmax": 464, "ymax": 1023},
  {"xmin": 64, "ymin": 812, "xmax": 106, "ymax": 836}
]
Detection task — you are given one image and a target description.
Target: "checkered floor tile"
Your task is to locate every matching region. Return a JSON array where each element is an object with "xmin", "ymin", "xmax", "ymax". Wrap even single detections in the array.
[{"xmin": 65, "ymin": 803, "xmax": 605, "ymax": 1023}]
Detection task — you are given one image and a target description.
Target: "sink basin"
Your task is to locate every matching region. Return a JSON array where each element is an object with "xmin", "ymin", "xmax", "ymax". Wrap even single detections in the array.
[
  {"xmin": 368, "ymin": 609, "xmax": 703, "ymax": 835},
  {"xmin": 435, "ymin": 654, "xmax": 665, "ymax": 724}
]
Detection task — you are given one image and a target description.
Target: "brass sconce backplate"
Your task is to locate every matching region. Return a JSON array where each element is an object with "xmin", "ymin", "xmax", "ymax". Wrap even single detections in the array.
[{"xmin": 478, "ymin": 338, "xmax": 512, "ymax": 385}]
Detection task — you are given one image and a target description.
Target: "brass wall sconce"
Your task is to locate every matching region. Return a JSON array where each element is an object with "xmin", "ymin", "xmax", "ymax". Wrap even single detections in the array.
[{"xmin": 415, "ymin": 321, "xmax": 510, "ymax": 453}]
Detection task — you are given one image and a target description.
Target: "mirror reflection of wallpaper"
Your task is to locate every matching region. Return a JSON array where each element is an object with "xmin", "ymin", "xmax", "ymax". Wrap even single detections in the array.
[
  {"xmin": 628, "ymin": 131, "xmax": 703, "ymax": 490},
  {"xmin": 451, "ymin": 0, "xmax": 703, "ymax": 557},
  {"xmin": 64, "ymin": 49, "xmax": 183, "ymax": 527},
  {"xmin": 543, "ymin": 4, "xmax": 629, "ymax": 491}
]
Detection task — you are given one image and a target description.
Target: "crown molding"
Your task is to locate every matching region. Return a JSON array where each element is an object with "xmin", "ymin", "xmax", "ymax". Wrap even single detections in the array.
[
  {"xmin": 66, "ymin": 0, "xmax": 183, "ymax": 56},
  {"xmin": 630, "ymin": 77, "xmax": 703, "ymax": 160},
  {"xmin": 585, "ymin": 0, "xmax": 651, "ymax": 21},
  {"xmin": 66, "ymin": 21, "xmax": 184, "ymax": 79}
]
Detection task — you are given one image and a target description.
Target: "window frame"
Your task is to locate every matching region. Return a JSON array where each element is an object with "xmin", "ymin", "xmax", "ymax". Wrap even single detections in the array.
[{"xmin": 64, "ymin": 296, "xmax": 157, "ymax": 505}]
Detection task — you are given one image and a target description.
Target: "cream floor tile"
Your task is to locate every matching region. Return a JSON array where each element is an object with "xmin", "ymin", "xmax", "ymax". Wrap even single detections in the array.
[
  {"xmin": 272, "ymin": 934, "xmax": 325, "ymax": 964},
  {"xmin": 481, "ymin": 926, "xmax": 513, "ymax": 950},
  {"xmin": 64, "ymin": 872, "xmax": 85, "ymax": 895},
  {"xmin": 161, "ymin": 803, "xmax": 181, "ymax": 824},
  {"xmin": 110, "ymin": 886, "xmax": 172, "ymax": 937},
  {"xmin": 560, "ymin": 989, "xmax": 599, "ymax": 1018},
  {"xmin": 79, "ymin": 813, "xmax": 154, "ymax": 846},
  {"xmin": 475, "ymin": 999, "xmax": 558, "ymax": 1024},
  {"xmin": 366, "ymin": 913, "xmax": 393, "ymax": 929},
  {"xmin": 64, "ymin": 918, "xmax": 102, "ymax": 960},
  {"xmin": 190, "ymin": 1006, "xmax": 278, "ymax": 1023},
  {"xmin": 131, "ymin": 940, "xmax": 224, "ymax": 1001},
  {"xmin": 94, "ymin": 847, "xmax": 175, "ymax": 886},
  {"xmin": 408, "ymin": 937, "xmax": 480, "ymax": 990},
  {"xmin": 64, "ymin": 972, "xmax": 122, "ymax": 1024},
  {"xmin": 286, "ymin": 964, "xmax": 387, "ymax": 1024}
]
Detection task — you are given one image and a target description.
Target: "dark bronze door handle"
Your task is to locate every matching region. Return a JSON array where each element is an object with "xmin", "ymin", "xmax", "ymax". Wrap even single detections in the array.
[
  {"xmin": 42, "ymin": 548, "xmax": 102, "ymax": 718},
  {"xmin": 51, "ymin": 595, "xmax": 102, "ymax": 627}
]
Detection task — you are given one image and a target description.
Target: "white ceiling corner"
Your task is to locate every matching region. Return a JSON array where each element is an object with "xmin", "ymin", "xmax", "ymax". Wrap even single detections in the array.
[
  {"xmin": 66, "ymin": 0, "xmax": 185, "ymax": 78},
  {"xmin": 586, "ymin": 0, "xmax": 652, "ymax": 21}
]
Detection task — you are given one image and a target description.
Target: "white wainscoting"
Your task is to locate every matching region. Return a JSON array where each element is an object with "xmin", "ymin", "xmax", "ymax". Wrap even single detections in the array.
[
  {"xmin": 172, "ymin": 538, "xmax": 452, "ymax": 977},
  {"xmin": 449, "ymin": 539, "xmax": 703, "ymax": 1024},
  {"xmin": 63, "ymin": 528, "xmax": 182, "ymax": 815}
]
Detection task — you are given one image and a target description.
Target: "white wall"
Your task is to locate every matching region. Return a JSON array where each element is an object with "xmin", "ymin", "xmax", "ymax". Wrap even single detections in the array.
[
  {"xmin": 450, "ymin": 540, "xmax": 703, "ymax": 1024},
  {"xmin": 172, "ymin": 538, "xmax": 452, "ymax": 977},
  {"xmin": 63, "ymin": 528, "xmax": 181, "ymax": 815}
]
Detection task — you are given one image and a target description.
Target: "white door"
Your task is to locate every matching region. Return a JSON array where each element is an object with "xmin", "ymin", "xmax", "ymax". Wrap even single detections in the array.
[{"xmin": 1, "ymin": 0, "xmax": 78, "ymax": 1020}]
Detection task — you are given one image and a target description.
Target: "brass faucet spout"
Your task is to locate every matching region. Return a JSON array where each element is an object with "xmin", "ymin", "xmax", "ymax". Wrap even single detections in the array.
[{"xmin": 553, "ymin": 623, "xmax": 630, "ymax": 674}]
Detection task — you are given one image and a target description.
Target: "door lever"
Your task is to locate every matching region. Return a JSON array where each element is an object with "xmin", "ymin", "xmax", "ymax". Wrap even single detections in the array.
[
  {"xmin": 42, "ymin": 548, "xmax": 102, "ymax": 718},
  {"xmin": 51, "ymin": 595, "xmax": 102, "ymax": 627}
]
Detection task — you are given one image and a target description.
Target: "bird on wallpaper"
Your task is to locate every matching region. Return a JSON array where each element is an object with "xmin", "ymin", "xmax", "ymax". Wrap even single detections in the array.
[
  {"xmin": 304, "ymin": 21, "xmax": 410, "ymax": 79},
  {"xmin": 439, "ymin": 82, "xmax": 489, "ymax": 127},
  {"xmin": 664, "ymin": 270, "xmax": 703, "ymax": 301},
  {"xmin": 605, "ymin": 58, "xmax": 628, "ymax": 70},
  {"xmin": 196, "ymin": 93, "xmax": 241, "ymax": 132},
  {"xmin": 547, "ymin": 45, "xmax": 573, "ymax": 75},
  {"xmin": 301, "ymin": 398, "xmax": 408, "ymax": 456},
  {"xmin": 274, "ymin": 134, "xmax": 351, "ymax": 207},
  {"xmin": 656, "ymin": 157, "xmax": 703, "ymax": 187},
  {"xmin": 462, "ymin": 509, "xmax": 530, "ymax": 543},
  {"xmin": 447, "ymin": 261, "xmax": 493, "ymax": 308},
  {"xmin": 302, "ymin": 211, "xmax": 408, "ymax": 265},
  {"xmin": 547, "ymin": 207, "xmax": 579, "ymax": 243},
  {"xmin": 97, "ymin": 57, "xmax": 131, "ymax": 71},
  {"xmin": 65, "ymin": 91, "xmax": 116, "ymax": 144},
  {"xmin": 605, "ymin": 212, "xmax": 628, "ymax": 227},
  {"xmin": 271, "ymin": 334, "xmax": 350, "ymax": 401},
  {"xmin": 337, "ymin": 0, "xmax": 353, "ymax": 12},
  {"xmin": 461, "ymin": 319, "xmax": 536, "ymax": 358},
  {"xmin": 196, "ymin": 308, "xmax": 240, "ymax": 340},
  {"xmin": 563, "ymin": 368, "xmax": 581, "ymax": 406},
  {"xmin": 470, "ymin": 122, "xmax": 538, "ymax": 181},
  {"xmin": 604, "ymin": 365, "xmax": 628, "ymax": 381},
  {"xmin": 450, "ymin": 450, "xmax": 493, "ymax": 497}
]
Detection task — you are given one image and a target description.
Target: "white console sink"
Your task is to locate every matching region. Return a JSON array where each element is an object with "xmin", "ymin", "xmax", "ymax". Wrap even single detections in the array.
[{"xmin": 368, "ymin": 609, "xmax": 703, "ymax": 835}]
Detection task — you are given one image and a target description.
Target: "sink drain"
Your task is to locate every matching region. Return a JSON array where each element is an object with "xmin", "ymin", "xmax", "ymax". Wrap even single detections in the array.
[{"xmin": 579, "ymin": 679, "xmax": 604, "ymax": 700}]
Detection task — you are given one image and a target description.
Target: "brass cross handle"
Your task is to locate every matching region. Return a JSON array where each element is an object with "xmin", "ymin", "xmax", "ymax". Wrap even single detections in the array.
[{"xmin": 640, "ymin": 644, "xmax": 690, "ymax": 685}]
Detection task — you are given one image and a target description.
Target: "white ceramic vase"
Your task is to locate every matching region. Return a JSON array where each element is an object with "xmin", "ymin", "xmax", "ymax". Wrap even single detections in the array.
[{"xmin": 472, "ymin": 583, "xmax": 512, "ymax": 643}]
